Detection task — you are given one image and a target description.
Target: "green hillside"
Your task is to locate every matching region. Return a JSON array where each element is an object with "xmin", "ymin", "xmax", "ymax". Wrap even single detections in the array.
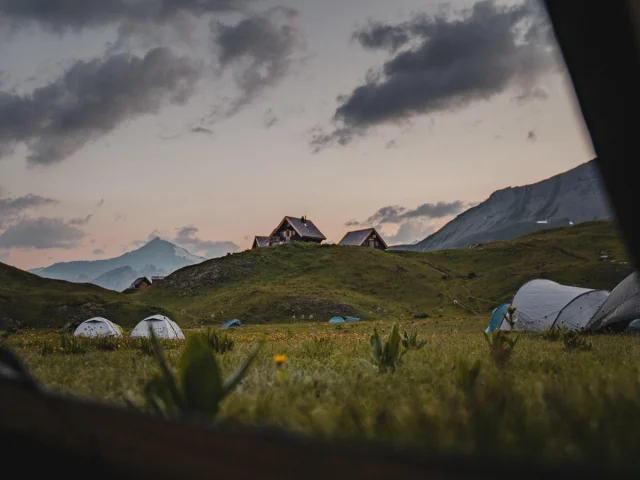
[
  {"xmin": 1, "ymin": 221, "xmax": 632, "ymax": 329},
  {"xmin": 0, "ymin": 262, "xmax": 176, "ymax": 329},
  {"xmin": 137, "ymin": 221, "xmax": 633, "ymax": 325}
]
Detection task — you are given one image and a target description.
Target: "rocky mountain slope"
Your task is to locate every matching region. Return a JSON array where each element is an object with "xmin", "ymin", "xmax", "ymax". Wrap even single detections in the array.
[
  {"xmin": 30, "ymin": 237, "xmax": 206, "ymax": 291},
  {"xmin": 398, "ymin": 159, "xmax": 612, "ymax": 251}
]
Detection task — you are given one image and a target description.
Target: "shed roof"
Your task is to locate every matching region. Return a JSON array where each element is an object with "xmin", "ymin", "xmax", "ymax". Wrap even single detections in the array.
[
  {"xmin": 338, "ymin": 228, "xmax": 387, "ymax": 248},
  {"xmin": 271, "ymin": 216, "xmax": 326, "ymax": 241},
  {"xmin": 253, "ymin": 236, "xmax": 270, "ymax": 248},
  {"xmin": 131, "ymin": 277, "xmax": 151, "ymax": 287}
]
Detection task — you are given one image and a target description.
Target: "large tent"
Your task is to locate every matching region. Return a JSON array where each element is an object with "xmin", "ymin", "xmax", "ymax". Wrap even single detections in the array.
[
  {"xmin": 586, "ymin": 272, "xmax": 640, "ymax": 332},
  {"xmin": 510, "ymin": 279, "xmax": 609, "ymax": 331},
  {"xmin": 486, "ymin": 303, "xmax": 510, "ymax": 333},
  {"xmin": 74, "ymin": 317, "xmax": 123, "ymax": 338},
  {"xmin": 329, "ymin": 317, "xmax": 345, "ymax": 323},
  {"xmin": 130, "ymin": 315, "xmax": 185, "ymax": 339}
]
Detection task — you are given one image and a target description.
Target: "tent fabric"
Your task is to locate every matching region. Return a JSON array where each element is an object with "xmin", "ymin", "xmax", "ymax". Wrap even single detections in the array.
[
  {"xmin": 626, "ymin": 319, "xmax": 640, "ymax": 333},
  {"xmin": 486, "ymin": 304, "xmax": 510, "ymax": 334},
  {"xmin": 130, "ymin": 315, "xmax": 185, "ymax": 339},
  {"xmin": 552, "ymin": 290, "xmax": 610, "ymax": 331},
  {"xmin": 74, "ymin": 317, "xmax": 122, "ymax": 338},
  {"xmin": 586, "ymin": 272, "xmax": 640, "ymax": 332},
  {"xmin": 511, "ymin": 279, "xmax": 594, "ymax": 331},
  {"xmin": 345, "ymin": 317, "xmax": 361, "ymax": 322},
  {"xmin": 329, "ymin": 317, "xmax": 345, "ymax": 323},
  {"xmin": 221, "ymin": 319, "xmax": 243, "ymax": 328}
]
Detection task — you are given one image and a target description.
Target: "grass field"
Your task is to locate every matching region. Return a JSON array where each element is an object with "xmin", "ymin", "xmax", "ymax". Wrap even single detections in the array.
[{"xmin": 4, "ymin": 319, "xmax": 640, "ymax": 470}]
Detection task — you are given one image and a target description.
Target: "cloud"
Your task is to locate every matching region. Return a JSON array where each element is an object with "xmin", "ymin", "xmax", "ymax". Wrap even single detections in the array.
[
  {"xmin": 0, "ymin": 217, "xmax": 86, "ymax": 249},
  {"xmin": 527, "ymin": 130, "xmax": 537, "ymax": 142},
  {"xmin": 92, "ymin": 248, "xmax": 105, "ymax": 255},
  {"xmin": 385, "ymin": 220, "xmax": 436, "ymax": 245},
  {"xmin": 191, "ymin": 126, "xmax": 214, "ymax": 136},
  {"xmin": 313, "ymin": 0, "xmax": 557, "ymax": 150},
  {"xmin": 69, "ymin": 214, "xmax": 92, "ymax": 225},
  {"xmin": 96, "ymin": 198, "xmax": 105, "ymax": 207},
  {"xmin": 0, "ymin": 0, "xmax": 250, "ymax": 33},
  {"xmin": 114, "ymin": 213, "xmax": 126, "ymax": 222},
  {"xmin": 0, "ymin": 47, "xmax": 201, "ymax": 166},
  {"xmin": 349, "ymin": 201, "xmax": 467, "ymax": 226},
  {"xmin": 212, "ymin": 6, "xmax": 304, "ymax": 115},
  {"xmin": 174, "ymin": 224, "xmax": 239, "ymax": 258},
  {"xmin": 0, "ymin": 192, "xmax": 57, "ymax": 227},
  {"xmin": 385, "ymin": 139, "xmax": 398, "ymax": 149},
  {"xmin": 263, "ymin": 108, "xmax": 278, "ymax": 128}
]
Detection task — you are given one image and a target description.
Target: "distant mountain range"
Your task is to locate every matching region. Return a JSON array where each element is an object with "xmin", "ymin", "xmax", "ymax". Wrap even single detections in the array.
[
  {"xmin": 395, "ymin": 159, "xmax": 613, "ymax": 252},
  {"xmin": 30, "ymin": 237, "xmax": 206, "ymax": 291}
]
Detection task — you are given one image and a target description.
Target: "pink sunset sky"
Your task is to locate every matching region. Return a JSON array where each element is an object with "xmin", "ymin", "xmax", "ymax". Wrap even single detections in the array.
[{"xmin": 0, "ymin": 0, "xmax": 594, "ymax": 270}]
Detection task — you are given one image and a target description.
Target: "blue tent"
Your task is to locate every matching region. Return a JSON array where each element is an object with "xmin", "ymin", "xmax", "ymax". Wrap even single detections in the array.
[
  {"xmin": 626, "ymin": 319, "xmax": 640, "ymax": 333},
  {"xmin": 329, "ymin": 316, "xmax": 345, "ymax": 323},
  {"xmin": 221, "ymin": 319, "xmax": 244, "ymax": 328},
  {"xmin": 485, "ymin": 303, "xmax": 510, "ymax": 334},
  {"xmin": 345, "ymin": 316, "xmax": 361, "ymax": 322}
]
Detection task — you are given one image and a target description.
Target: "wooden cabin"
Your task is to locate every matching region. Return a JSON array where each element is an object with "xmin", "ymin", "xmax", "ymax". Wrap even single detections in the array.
[
  {"xmin": 338, "ymin": 228, "xmax": 388, "ymax": 250},
  {"xmin": 130, "ymin": 277, "xmax": 152, "ymax": 290},
  {"xmin": 252, "ymin": 216, "xmax": 326, "ymax": 248}
]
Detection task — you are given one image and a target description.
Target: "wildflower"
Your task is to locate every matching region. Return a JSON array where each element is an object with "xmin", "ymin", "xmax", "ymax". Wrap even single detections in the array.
[{"xmin": 274, "ymin": 354, "xmax": 287, "ymax": 365}]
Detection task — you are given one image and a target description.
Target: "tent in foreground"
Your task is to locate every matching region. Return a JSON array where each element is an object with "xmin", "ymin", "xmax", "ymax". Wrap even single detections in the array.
[
  {"xmin": 221, "ymin": 319, "xmax": 243, "ymax": 328},
  {"xmin": 486, "ymin": 304, "xmax": 510, "ymax": 333},
  {"xmin": 329, "ymin": 317, "xmax": 345, "ymax": 323},
  {"xmin": 510, "ymin": 279, "xmax": 608, "ymax": 331},
  {"xmin": 74, "ymin": 317, "xmax": 123, "ymax": 338},
  {"xmin": 130, "ymin": 315, "xmax": 185, "ymax": 339},
  {"xmin": 586, "ymin": 272, "xmax": 640, "ymax": 332}
]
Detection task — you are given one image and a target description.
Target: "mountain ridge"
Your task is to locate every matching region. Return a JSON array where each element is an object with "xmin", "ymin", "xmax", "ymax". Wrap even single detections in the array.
[
  {"xmin": 29, "ymin": 237, "xmax": 206, "ymax": 291},
  {"xmin": 395, "ymin": 159, "xmax": 612, "ymax": 251}
]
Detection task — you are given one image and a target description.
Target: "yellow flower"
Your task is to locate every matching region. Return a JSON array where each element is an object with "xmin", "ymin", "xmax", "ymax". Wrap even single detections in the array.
[{"xmin": 274, "ymin": 354, "xmax": 287, "ymax": 365}]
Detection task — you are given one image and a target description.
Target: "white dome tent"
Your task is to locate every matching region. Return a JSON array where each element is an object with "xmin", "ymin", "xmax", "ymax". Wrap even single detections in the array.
[
  {"xmin": 507, "ymin": 279, "xmax": 606, "ymax": 331},
  {"xmin": 130, "ymin": 315, "xmax": 185, "ymax": 339},
  {"xmin": 74, "ymin": 317, "xmax": 123, "ymax": 338},
  {"xmin": 551, "ymin": 289, "xmax": 610, "ymax": 330},
  {"xmin": 586, "ymin": 272, "xmax": 640, "ymax": 332}
]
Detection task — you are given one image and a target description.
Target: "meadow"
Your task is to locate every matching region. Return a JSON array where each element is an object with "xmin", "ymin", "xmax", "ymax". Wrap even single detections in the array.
[{"xmin": 4, "ymin": 318, "xmax": 640, "ymax": 472}]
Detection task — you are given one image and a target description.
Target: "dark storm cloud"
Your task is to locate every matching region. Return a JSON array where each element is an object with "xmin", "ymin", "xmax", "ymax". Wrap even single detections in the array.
[
  {"xmin": 348, "ymin": 201, "xmax": 466, "ymax": 226},
  {"xmin": 0, "ymin": 192, "xmax": 57, "ymax": 227},
  {"xmin": 0, "ymin": 217, "xmax": 85, "ymax": 249},
  {"xmin": 0, "ymin": 47, "xmax": 201, "ymax": 166},
  {"xmin": 313, "ymin": 0, "xmax": 557, "ymax": 150},
  {"xmin": 213, "ymin": 6, "xmax": 304, "ymax": 114},
  {"xmin": 174, "ymin": 224, "xmax": 239, "ymax": 258},
  {"xmin": 0, "ymin": 0, "xmax": 249, "ymax": 32}
]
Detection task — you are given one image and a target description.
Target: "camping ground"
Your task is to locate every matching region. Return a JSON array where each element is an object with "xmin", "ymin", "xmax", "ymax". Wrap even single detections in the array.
[{"xmin": 5, "ymin": 320, "xmax": 640, "ymax": 470}]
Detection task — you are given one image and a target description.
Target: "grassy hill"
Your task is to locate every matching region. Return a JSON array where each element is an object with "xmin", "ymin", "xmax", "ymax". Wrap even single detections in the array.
[
  {"xmin": 1, "ymin": 221, "xmax": 632, "ymax": 329},
  {"xmin": 136, "ymin": 221, "xmax": 634, "ymax": 325},
  {"xmin": 0, "ymin": 262, "xmax": 176, "ymax": 329}
]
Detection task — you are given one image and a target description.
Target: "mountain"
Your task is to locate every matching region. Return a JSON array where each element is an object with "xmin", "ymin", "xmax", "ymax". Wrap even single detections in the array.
[
  {"xmin": 398, "ymin": 159, "xmax": 613, "ymax": 252},
  {"xmin": 29, "ymin": 238, "xmax": 206, "ymax": 291}
]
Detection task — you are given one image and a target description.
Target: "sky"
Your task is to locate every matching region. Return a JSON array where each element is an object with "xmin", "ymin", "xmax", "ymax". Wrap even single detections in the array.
[{"xmin": 0, "ymin": 0, "xmax": 595, "ymax": 270}]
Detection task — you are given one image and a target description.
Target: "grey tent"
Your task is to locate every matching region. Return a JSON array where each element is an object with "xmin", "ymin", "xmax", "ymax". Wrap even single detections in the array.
[
  {"xmin": 508, "ymin": 279, "xmax": 609, "ymax": 331},
  {"xmin": 586, "ymin": 272, "xmax": 640, "ymax": 332},
  {"xmin": 626, "ymin": 319, "xmax": 640, "ymax": 333}
]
